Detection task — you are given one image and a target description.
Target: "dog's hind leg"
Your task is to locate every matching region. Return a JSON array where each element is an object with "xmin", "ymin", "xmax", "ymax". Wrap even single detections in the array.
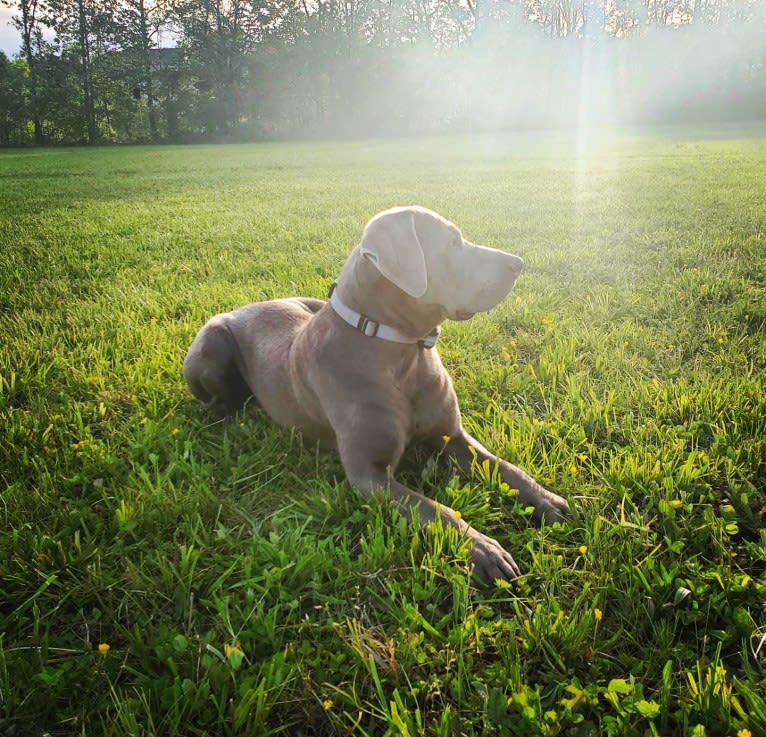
[{"xmin": 184, "ymin": 317, "xmax": 252, "ymax": 415}]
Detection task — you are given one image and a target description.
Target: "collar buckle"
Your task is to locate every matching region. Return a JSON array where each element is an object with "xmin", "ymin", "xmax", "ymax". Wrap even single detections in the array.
[
  {"xmin": 356, "ymin": 315, "xmax": 379, "ymax": 337},
  {"xmin": 418, "ymin": 328, "xmax": 440, "ymax": 349}
]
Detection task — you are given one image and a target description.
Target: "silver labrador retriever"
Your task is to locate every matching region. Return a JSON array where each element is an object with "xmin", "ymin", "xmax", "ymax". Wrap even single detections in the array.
[{"xmin": 184, "ymin": 206, "xmax": 569, "ymax": 582}]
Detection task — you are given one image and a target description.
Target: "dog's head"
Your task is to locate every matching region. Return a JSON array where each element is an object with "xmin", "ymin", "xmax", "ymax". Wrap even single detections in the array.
[{"xmin": 356, "ymin": 206, "xmax": 523, "ymax": 321}]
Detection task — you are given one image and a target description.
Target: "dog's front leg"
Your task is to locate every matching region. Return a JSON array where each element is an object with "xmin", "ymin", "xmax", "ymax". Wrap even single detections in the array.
[
  {"xmin": 337, "ymin": 427, "xmax": 520, "ymax": 582},
  {"xmin": 444, "ymin": 428, "xmax": 570, "ymax": 524}
]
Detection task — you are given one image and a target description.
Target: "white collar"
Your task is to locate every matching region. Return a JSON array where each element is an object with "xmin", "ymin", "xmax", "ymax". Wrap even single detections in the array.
[{"xmin": 328, "ymin": 282, "xmax": 439, "ymax": 349}]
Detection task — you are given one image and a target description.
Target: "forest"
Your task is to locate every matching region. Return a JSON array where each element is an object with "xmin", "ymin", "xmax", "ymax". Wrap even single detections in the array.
[{"xmin": 1, "ymin": 0, "xmax": 765, "ymax": 145}]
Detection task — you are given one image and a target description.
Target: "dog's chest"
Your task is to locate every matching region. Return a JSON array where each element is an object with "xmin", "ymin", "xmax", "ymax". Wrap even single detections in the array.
[{"xmin": 398, "ymin": 353, "xmax": 456, "ymax": 438}]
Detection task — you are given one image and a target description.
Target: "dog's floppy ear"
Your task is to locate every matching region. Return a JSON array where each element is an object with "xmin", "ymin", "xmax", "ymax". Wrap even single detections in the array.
[{"xmin": 359, "ymin": 209, "xmax": 428, "ymax": 298}]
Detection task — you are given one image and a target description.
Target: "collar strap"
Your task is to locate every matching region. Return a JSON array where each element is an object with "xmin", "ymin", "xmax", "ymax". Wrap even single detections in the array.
[{"xmin": 328, "ymin": 282, "xmax": 439, "ymax": 349}]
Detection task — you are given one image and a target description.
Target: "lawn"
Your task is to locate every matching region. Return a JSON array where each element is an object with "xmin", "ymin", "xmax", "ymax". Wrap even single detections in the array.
[{"xmin": 1, "ymin": 130, "xmax": 765, "ymax": 736}]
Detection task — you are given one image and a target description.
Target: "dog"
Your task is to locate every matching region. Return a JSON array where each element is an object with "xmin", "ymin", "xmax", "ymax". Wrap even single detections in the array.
[{"xmin": 184, "ymin": 206, "xmax": 569, "ymax": 582}]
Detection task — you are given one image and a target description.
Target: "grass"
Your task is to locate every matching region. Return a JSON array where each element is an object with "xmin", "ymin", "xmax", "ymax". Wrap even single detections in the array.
[{"xmin": 0, "ymin": 129, "xmax": 765, "ymax": 736}]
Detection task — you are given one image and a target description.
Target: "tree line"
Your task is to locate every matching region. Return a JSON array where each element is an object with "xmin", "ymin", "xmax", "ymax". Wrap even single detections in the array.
[{"xmin": 1, "ymin": 0, "xmax": 764, "ymax": 145}]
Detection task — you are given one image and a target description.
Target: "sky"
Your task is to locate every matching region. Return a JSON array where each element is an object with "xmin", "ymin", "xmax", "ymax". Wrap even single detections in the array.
[{"xmin": 0, "ymin": 8, "xmax": 19, "ymax": 56}]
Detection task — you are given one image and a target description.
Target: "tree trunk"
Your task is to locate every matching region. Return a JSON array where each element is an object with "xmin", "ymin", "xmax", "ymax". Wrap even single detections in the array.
[
  {"xmin": 20, "ymin": 0, "xmax": 44, "ymax": 144},
  {"xmin": 138, "ymin": 0, "xmax": 157, "ymax": 141},
  {"xmin": 77, "ymin": 0, "xmax": 97, "ymax": 143}
]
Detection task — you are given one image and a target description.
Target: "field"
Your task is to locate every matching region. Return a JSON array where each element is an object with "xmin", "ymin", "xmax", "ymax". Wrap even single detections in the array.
[{"xmin": 1, "ymin": 130, "xmax": 765, "ymax": 736}]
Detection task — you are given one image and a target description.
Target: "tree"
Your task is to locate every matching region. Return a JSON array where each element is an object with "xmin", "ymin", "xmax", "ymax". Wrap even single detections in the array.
[
  {"xmin": 43, "ymin": 0, "xmax": 119, "ymax": 142},
  {"xmin": 0, "ymin": 52, "xmax": 28, "ymax": 143},
  {"xmin": 115, "ymin": 0, "xmax": 165, "ymax": 139},
  {"xmin": 5, "ymin": 0, "xmax": 46, "ymax": 141},
  {"xmin": 169, "ymin": 0, "xmax": 284, "ymax": 135}
]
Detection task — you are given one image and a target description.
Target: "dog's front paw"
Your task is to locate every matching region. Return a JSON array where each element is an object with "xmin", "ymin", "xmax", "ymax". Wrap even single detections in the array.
[
  {"xmin": 467, "ymin": 530, "xmax": 520, "ymax": 583},
  {"xmin": 531, "ymin": 487, "xmax": 571, "ymax": 525}
]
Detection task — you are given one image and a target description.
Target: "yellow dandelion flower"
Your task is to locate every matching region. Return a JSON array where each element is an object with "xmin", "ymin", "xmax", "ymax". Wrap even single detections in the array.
[
  {"xmin": 737, "ymin": 730, "xmax": 752, "ymax": 737},
  {"xmin": 577, "ymin": 453, "xmax": 588, "ymax": 462},
  {"xmin": 322, "ymin": 699, "xmax": 334, "ymax": 711},
  {"xmin": 578, "ymin": 545, "xmax": 588, "ymax": 556},
  {"xmin": 594, "ymin": 608, "xmax": 603, "ymax": 622},
  {"xmin": 98, "ymin": 643, "xmax": 110, "ymax": 654},
  {"xmin": 623, "ymin": 341, "xmax": 629, "ymax": 348},
  {"xmin": 224, "ymin": 642, "xmax": 241, "ymax": 657},
  {"xmin": 441, "ymin": 435, "xmax": 451, "ymax": 443},
  {"xmin": 570, "ymin": 464, "xmax": 578, "ymax": 475},
  {"xmin": 454, "ymin": 510, "xmax": 462, "ymax": 520}
]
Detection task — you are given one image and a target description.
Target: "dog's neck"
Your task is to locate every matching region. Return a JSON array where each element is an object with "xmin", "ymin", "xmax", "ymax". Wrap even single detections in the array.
[{"xmin": 335, "ymin": 248, "xmax": 445, "ymax": 342}]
